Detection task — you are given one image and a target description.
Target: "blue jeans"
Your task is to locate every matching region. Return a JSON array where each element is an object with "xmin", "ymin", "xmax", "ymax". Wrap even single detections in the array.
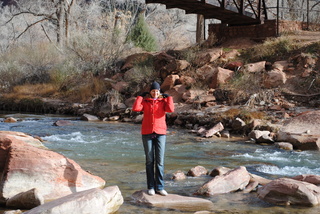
[{"xmin": 142, "ymin": 134, "xmax": 166, "ymax": 191}]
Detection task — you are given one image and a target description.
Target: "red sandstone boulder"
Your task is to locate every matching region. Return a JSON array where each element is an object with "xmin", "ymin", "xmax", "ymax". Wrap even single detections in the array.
[
  {"xmin": 292, "ymin": 174, "xmax": 320, "ymax": 185},
  {"xmin": 153, "ymin": 52, "xmax": 180, "ymax": 79},
  {"xmin": 277, "ymin": 110, "xmax": 320, "ymax": 150},
  {"xmin": 23, "ymin": 186, "xmax": 123, "ymax": 214},
  {"xmin": 165, "ymin": 85, "xmax": 187, "ymax": 103},
  {"xmin": 257, "ymin": 178, "xmax": 320, "ymax": 206},
  {"xmin": 179, "ymin": 75, "xmax": 195, "ymax": 87},
  {"xmin": 244, "ymin": 61, "xmax": 266, "ymax": 73},
  {"xmin": 272, "ymin": 60, "xmax": 289, "ymax": 71},
  {"xmin": 81, "ymin": 113, "xmax": 100, "ymax": 121},
  {"xmin": 209, "ymin": 166, "xmax": 231, "ymax": 177},
  {"xmin": 263, "ymin": 69, "xmax": 287, "ymax": 88},
  {"xmin": 249, "ymin": 173, "xmax": 272, "ymax": 186},
  {"xmin": 196, "ymin": 64, "xmax": 215, "ymax": 81},
  {"xmin": 202, "ymin": 122, "xmax": 224, "ymax": 138},
  {"xmin": 225, "ymin": 61, "xmax": 243, "ymax": 70},
  {"xmin": 171, "ymin": 170, "xmax": 186, "ymax": 181},
  {"xmin": 192, "ymin": 48, "xmax": 222, "ymax": 67},
  {"xmin": 187, "ymin": 166, "xmax": 208, "ymax": 177},
  {"xmin": 132, "ymin": 190, "xmax": 213, "ymax": 212},
  {"xmin": 209, "ymin": 67, "xmax": 234, "ymax": 89},
  {"xmin": 196, "ymin": 166, "xmax": 251, "ymax": 196},
  {"xmin": 4, "ymin": 117, "xmax": 17, "ymax": 123},
  {"xmin": 161, "ymin": 74, "xmax": 180, "ymax": 92},
  {"xmin": 0, "ymin": 132, "xmax": 106, "ymax": 204}
]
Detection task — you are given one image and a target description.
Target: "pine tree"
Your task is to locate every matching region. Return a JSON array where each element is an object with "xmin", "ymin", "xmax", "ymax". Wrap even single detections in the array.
[{"xmin": 127, "ymin": 14, "xmax": 158, "ymax": 52}]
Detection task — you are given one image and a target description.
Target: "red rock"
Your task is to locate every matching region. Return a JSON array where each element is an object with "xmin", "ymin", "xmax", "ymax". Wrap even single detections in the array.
[
  {"xmin": 161, "ymin": 75, "xmax": 180, "ymax": 92},
  {"xmin": 187, "ymin": 166, "xmax": 208, "ymax": 177},
  {"xmin": 257, "ymin": 178, "xmax": 320, "ymax": 206},
  {"xmin": 0, "ymin": 132, "xmax": 105, "ymax": 203},
  {"xmin": 209, "ymin": 67, "xmax": 234, "ymax": 89},
  {"xmin": 132, "ymin": 190, "xmax": 213, "ymax": 212},
  {"xmin": 196, "ymin": 166, "xmax": 250, "ymax": 196}
]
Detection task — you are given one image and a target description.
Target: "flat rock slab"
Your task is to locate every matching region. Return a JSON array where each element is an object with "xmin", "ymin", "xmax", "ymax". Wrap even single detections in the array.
[{"xmin": 132, "ymin": 190, "xmax": 213, "ymax": 212}]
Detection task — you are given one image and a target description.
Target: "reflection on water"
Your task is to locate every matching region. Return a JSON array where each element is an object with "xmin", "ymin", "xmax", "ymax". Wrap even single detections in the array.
[{"xmin": 1, "ymin": 113, "xmax": 320, "ymax": 213}]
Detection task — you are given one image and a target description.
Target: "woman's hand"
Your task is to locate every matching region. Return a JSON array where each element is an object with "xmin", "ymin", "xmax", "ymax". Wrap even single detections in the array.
[
  {"xmin": 162, "ymin": 93, "xmax": 170, "ymax": 98},
  {"xmin": 139, "ymin": 92, "xmax": 149, "ymax": 97}
]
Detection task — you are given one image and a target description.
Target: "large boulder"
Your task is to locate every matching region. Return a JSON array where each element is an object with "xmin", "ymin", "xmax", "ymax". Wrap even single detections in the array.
[
  {"xmin": 132, "ymin": 190, "xmax": 213, "ymax": 212},
  {"xmin": 257, "ymin": 178, "xmax": 320, "ymax": 206},
  {"xmin": 263, "ymin": 69, "xmax": 287, "ymax": 88},
  {"xmin": 187, "ymin": 166, "xmax": 208, "ymax": 177},
  {"xmin": 292, "ymin": 174, "xmax": 320, "ymax": 185},
  {"xmin": 209, "ymin": 67, "xmax": 234, "ymax": 89},
  {"xmin": 196, "ymin": 166, "xmax": 251, "ymax": 196},
  {"xmin": 23, "ymin": 186, "xmax": 123, "ymax": 214},
  {"xmin": 277, "ymin": 110, "xmax": 320, "ymax": 150},
  {"xmin": 192, "ymin": 48, "xmax": 223, "ymax": 67},
  {"xmin": 244, "ymin": 61, "xmax": 266, "ymax": 73},
  {"xmin": 161, "ymin": 74, "xmax": 180, "ymax": 92},
  {"xmin": 0, "ymin": 132, "xmax": 106, "ymax": 204}
]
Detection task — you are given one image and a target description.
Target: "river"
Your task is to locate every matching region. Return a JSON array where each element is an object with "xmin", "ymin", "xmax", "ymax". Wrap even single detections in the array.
[{"xmin": 1, "ymin": 112, "xmax": 320, "ymax": 214}]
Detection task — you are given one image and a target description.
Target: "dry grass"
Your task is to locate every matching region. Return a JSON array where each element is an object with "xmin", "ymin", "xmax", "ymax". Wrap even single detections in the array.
[
  {"xmin": 240, "ymin": 36, "xmax": 298, "ymax": 63},
  {"xmin": 4, "ymin": 84, "xmax": 58, "ymax": 99},
  {"xmin": 59, "ymin": 77, "xmax": 110, "ymax": 103}
]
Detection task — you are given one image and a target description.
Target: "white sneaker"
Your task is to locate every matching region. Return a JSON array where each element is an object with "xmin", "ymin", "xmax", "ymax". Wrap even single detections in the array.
[
  {"xmin": 157, "ymin": 189, "xmax": 168, "ymax": 196},
  {"xmin": 148, "ymin": 189, "xmax": 155, "ymax": 196}
]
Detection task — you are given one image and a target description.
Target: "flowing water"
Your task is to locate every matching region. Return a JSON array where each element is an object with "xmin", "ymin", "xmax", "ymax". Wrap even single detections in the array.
[{"xmin": 1, "ymin": 112, "xmax": 320, "ymax": 214}]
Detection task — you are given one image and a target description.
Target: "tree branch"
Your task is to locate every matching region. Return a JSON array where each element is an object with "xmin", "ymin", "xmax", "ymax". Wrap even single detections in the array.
[
  {"xmin": 15, "ymin": 18, "xmax": 48, "ymax": 40},
  {"xmin": 5, "ymin": 11, "xmax": 57, "ymax": 25}
]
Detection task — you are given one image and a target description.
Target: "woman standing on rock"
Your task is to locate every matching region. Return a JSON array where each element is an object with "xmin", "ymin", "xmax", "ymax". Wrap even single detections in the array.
[{"xmin": 132, "ymin": 81, "xmax": 174, "ymax": 196}]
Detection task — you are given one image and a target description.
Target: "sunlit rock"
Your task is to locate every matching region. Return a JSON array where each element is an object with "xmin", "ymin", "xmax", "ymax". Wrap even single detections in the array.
[
  {"xmin": 187, "ymin": 165, "xmax": 208, "ymax": 177},
  {"xmin": 0, "ymin": 132, "xmax": 106, "ymax": 204},
  {"xmin": 292, "ymin": 174, "xmax": 320, "ymax": 185},
  {"xmin": 196, "ymin": 166, "xmax": 250, "ymax": 196},
  {"xmin": 132, "ymin": 190, "xmax": 213, "ymax": 212},
  {"xmin": 257, "ymin": 178, "xmax": 320, "ymax": 206},
  {"xmin": 23, "ymin": 186, "xmax": 123, "ymax": 214}
]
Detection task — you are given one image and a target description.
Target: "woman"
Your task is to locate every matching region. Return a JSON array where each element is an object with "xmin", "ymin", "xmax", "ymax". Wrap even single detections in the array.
[{"xmin": 132, "ymin": 81, "xmax": 174, "ymax": 196}]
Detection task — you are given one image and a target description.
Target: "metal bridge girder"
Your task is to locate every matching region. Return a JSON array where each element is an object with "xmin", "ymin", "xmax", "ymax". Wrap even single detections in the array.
[{"xmin": 145, "ymin": 0, "xmax": 268, "ymax": 25}]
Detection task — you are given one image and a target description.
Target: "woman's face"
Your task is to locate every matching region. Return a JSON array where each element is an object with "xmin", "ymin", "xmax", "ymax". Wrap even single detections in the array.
[{"xmin": 150, "ymin": 89, "xmax": 160, "ymax": 98}]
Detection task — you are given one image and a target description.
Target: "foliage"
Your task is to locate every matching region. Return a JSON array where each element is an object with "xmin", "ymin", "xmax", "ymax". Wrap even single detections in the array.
[{"xmin": 127, "ymin": 14, "xmax": 158, "ymax": 52}]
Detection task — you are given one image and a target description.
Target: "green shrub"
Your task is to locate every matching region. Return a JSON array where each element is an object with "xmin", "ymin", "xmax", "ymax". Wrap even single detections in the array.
[{"xmin": 127, "ymin": 14, "xmax": 158, "ymax": 52}]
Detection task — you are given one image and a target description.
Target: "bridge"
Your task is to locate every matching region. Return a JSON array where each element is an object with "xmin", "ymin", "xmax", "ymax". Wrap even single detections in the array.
[{"xmin": 145, "ymin": 0, "xmax": 268, "ymax": 26}]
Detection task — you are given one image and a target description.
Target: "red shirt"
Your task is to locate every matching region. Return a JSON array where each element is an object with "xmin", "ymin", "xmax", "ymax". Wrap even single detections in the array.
[{"xmin": 132, "ymin": 96, "xmax": 174, "ymax": 135}]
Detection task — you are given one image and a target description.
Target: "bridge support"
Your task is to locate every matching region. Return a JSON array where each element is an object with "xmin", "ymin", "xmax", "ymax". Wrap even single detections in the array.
[{"xmin": 196, "ymin": 14, "xmax": 205, "ymax": 44}]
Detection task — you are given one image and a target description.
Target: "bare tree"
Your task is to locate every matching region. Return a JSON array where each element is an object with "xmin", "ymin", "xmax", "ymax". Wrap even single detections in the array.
[{"xmin": 3, "ymin": 0, "xmax": 76, "ymax": 47}]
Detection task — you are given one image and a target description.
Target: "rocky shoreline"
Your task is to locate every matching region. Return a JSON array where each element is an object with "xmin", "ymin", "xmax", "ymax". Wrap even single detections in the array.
[{"xmin": 1, "ymin": 44, "xmax": 320, "ymax": 213}]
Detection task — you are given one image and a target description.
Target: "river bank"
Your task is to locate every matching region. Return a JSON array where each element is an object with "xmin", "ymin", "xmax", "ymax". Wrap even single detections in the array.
[{"xmin": 1, "ymin": 113, "xmax": 320, "ymax": 214}]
